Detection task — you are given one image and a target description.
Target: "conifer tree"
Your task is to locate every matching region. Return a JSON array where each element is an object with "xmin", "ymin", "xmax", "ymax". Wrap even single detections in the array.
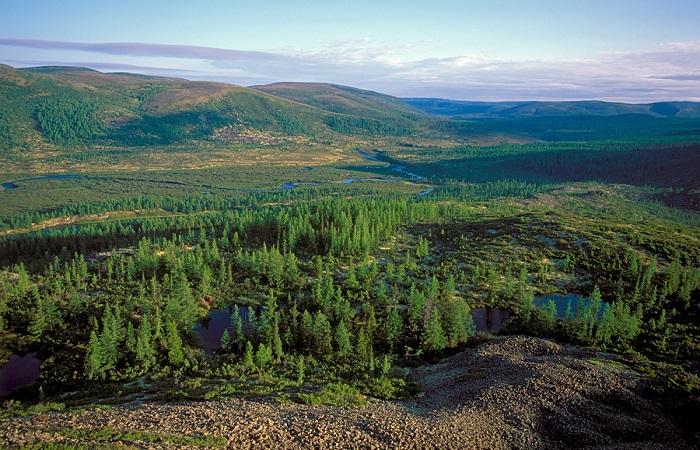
[
  {"xmin": 231, "ymin": 305, "xmax": 244, "ymax": 350},
  {"xmin": 220, "ymin": 329, "xmax": 232, "ymax": 350},
  {"xmin": 255, "ymin": 342, "xmax": 273, "ymax": 370},
  {"xmin": 422, "ymin": 307, "xmax": 447, "ymax": 352},
  {"xmin": 86, "ymin": 329, "xmax": 105, "ymax": 379},
  {"xmin": 243, "ymin": 340, "xmax": 255, "ymax": 370},
  {"xmin": 313, "ymin": 311, "xmax": 333, "ymax": 358},
  {"xmin": 385, "ymin": 307, "xmax": 403, "ymax": 352},
  {"xmin": 335, "ymin": 320, "xmax": 352, "ymax": 357},
  {"xmin": 165, "ymin": 320, "xmax": 185, "ymax": 366},
  {"xmin": 135, "ymin": 317, "xmax": 155, "ymax": 369}
]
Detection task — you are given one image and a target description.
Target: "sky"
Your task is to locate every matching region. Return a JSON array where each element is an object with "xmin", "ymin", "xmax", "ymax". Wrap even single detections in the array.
[{"xmin": 1, "ymin": 0, "xmax": 699, "ymax": 101}]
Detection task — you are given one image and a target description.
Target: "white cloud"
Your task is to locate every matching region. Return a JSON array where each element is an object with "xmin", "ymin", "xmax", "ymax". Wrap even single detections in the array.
[{"xmin": 1, "ymin": 38, "xmax": 699, "ymax": 101}]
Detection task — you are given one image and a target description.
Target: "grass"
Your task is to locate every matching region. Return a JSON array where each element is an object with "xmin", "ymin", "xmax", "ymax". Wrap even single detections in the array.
[
  {"xmin": 54, "ymin": 427, "xmax": 227, "ymax": 448},
  {"xmin": 1, "ymin": 401, "xmax": 66, "ymax": 419},
  {"xmin": 297, "ymin": 382, "xmax": 367, "ymax": 407}
]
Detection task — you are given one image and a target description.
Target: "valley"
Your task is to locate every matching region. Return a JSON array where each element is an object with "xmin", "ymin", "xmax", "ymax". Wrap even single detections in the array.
[{"xmin": 0, "ymin": 64, "xmax": 698, "ymax": 448}]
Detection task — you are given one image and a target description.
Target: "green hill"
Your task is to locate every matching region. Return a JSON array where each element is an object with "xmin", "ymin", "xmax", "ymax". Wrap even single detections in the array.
[
  {"xmin": 252, "ymin": 82, "xmax": 428, "ymax": 136},
  {"xmin": 404, "ymin": 98, "xmax": 700, "ymax": 118},
  {"xmin": 0, "ymin": 65, "xmax": 429, "ymax": 152},
  {"xmin": 2, "ymin": 64, "xmax": 700, "ymax": 154},
  {"xmin": 252, "ymin": 82, "xmax": 424, "ymax": 119}
]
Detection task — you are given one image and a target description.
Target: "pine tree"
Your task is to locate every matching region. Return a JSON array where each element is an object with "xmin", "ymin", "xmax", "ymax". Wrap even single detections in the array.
[
  {"xmin": 335, "ymin": 320, "xmax": 352, "ymax": 357},
  {"xmin": 407, "ymin": 285, "xmax": 426, "ymax": 333},
  {"xmin": 272, "ymin": 316, "xmax": 284, "ymax": 362},
  {"xmin": 125, "ymin": 322, "xmax": 137, "ymax": 355},
  {"xmin": 444, "ymin": 299, "xmax": 474, "ymax": 347},
  {"xmin": 220, "ymin": 329, "xmax": 232, "ymax": 350},
  {"xmin": 541, "ymin": 299, "xmax": 558, "ymax": 333},
  {"xmin": 135, "ymin": 316, "xmax": 155, "ymax": 369},
  {"xmin": 165, "ymin": 320, "xmax": 185, "ymax": 366},
  {"xmin": 231, "ymin": 305, "xmax": 244, "ymax": 350},
  {"xmin": 301, "ymin": 309, "xmax": 314, "ymax": 350},
  {"xmin": 29, "ymin": 289, "xmax": 61, "ymax": 338},
  {"xmin": 355, "ymin": 327, "xmax": 373, "ymax": 370},
  {"xmin": 385, "ymin": 307, "xmax": 403, "ymax": 352},
  {"xmin": 595, "ymin": 304, "xmax": 615, "ymax": 348},
  {"xmin": 243, "ymin": 340, "xmax": 255, "ymax": 369},
  {"xmin": 260, "ymin": 291, "xmax": 278, "ymax": 342},
  {"xmin": 313, "ymin": 311, "xmax": 333, "ymax": 358},
  {"xmin": 255, "ymin": 342, "xmax": 273, "ymax": 370},
  {"xmin": 86, "ymin": 329, "xmax": 105, "ymax": 379},
  {"xmin": 422, "ymin": 307, "xmax": 447, "ymax": 352}
]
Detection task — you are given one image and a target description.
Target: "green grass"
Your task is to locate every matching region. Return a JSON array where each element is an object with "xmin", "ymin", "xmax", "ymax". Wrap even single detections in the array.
[
  {"xmin": 1, "ymin": 401, "xmax": 66, "ymax": 419},
  {"xmin": 297, "ymin": 382, "xmax": 367, "ymax": 407},
  {"xmin": 55, "ymin": 427, "xmax": 227, "ymax": 448}
]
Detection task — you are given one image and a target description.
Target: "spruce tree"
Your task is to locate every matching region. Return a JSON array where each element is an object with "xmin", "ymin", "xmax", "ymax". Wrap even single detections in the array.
[
  {"xmin": 385, "ymin": 307, "xmax": 403, "ymax": 352},
  {"xmin": 165, "ymin": 320, "xmax": 185, "ymax": 366},
  {"xmin": 135, "ymin": 317, "xmax": 155, "ymax": 369},
  {"xmin": 422, "ymin": 307, "xmax": 447, "ymax": 352},
  {"xmin": 243, "ymin": 340, "xmax": 255, "ymax": 370},
  {"xmin": 335, "ymin": 320, "xmax": 352, "ymax": 357}
]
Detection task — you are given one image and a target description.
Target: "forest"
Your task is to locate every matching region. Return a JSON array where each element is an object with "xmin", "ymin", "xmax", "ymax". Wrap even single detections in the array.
[{"xmin": 0, "ymin": 64, "xmax": 699, "ymax": 448}]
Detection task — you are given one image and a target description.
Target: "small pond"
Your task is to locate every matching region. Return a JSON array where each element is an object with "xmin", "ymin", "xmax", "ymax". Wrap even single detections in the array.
[
  {"xmin": 0, "ymin": 354, "xmax": 41, "ymax": 396},
  {"xmin": 199, "ymin": 304, "xmax": 515, "ymax": 353},
  {"xmin": 533, "ymin": 293, "xmax": 607, "ymax": 319},
  {"xmin": 472, "ymin": 307, "xmax": 511, "ymax": 334},
  {"xmin": 195, "ymin": 305, "xmax": 252, "ymax": 353}
]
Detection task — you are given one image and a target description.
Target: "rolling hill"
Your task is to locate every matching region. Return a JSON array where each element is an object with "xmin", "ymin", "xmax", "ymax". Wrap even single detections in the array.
[
  {"xmin": 2, "ymin": 64, "xmax": 700, "ymax": 154},
  {"xmin": 404, "ymin": 98, "xmax": 700, "ymax": 118},
  {"xmin": 252, "ymin": 82, "xmax": 425, "ymax": 120},
  {"xmin": 0, "ymin": 65, "xmax": 427, "ymax": 152}
]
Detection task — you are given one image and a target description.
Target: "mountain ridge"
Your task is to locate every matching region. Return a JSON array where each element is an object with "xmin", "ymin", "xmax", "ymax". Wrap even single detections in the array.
[{"xmin": 403, "ymin": 97, "xmax": 700, "ymax": 118}]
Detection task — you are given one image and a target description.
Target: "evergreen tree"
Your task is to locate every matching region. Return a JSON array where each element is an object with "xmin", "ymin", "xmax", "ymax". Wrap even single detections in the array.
[
  {"xmin": 230, "ymin": 305, "xmax": 244, "ymax": 350},
  {"xmin": 272, "ymin": 316, "xmax": 284, "ymax": 362},
  {"xmin": 135, "ymin": 316, "xmax": 155, "ymax": 369},
  {"xmin": 313, "ymin": 311, "xmax": 333, "ymax": 358},
  {"xmin": 335, "ymin": 320, "xmax": 352, "ymax": 357},
  {"xmin": 220, "ymin": 329, "xmax": 232, "ymax": 350},
  {"xmin": 355, "ymin": 327, "xmax": 374, "ymax": 370},
  {"xmin": 255, "ymin": 342, "xmax": 273, "ymax": 370},
  {"xmin": 444, "ymin": 299, "xmax": 474, "ymax": 347},
  {"xmin": 86, "ymin": 329, "xmax": 105, "ymax": 379},
  {"xmin": 165, "ymin": 320, "xmax": 185, "ymax": 366},
  {"xmin": 385, "ymin": 307, "xmax": 404, "ymax": 352},
  {"xmin": 422, "ymin": 307, "xmax": 447, "ymax": 352},
  {"xmin": 243, "ymin": 340, "xmax": 255, "ymax": 370}
]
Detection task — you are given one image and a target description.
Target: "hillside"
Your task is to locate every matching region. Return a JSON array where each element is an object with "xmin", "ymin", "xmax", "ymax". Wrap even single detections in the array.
[
  {"xmin": 252, "ymin": 82, "xmax": 424, "ymax": 120},
  {"xmin": 1, "ymin": 337, "xmax": 694, "ymax": 448},
  {"xmin": 0, "ymin": 65, "xmax": 427, "ymax": 153},
  {"xmin": 405, "ymin": 98, "xmax": 700, "ymax": 118},
  {"xmin": 3, "ymin": 64, "xmax": 700, "ymax": 155}
]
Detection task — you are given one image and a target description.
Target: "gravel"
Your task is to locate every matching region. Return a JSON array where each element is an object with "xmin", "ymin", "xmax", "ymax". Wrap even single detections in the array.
[{"xmin": 1, "ymin": 336, "xmax": 692, "ymax": 449}]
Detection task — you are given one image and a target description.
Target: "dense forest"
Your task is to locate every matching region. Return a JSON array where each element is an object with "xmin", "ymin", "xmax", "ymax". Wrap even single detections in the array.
[{"xmin": 1, "ymin": 189, "xmax": 698, "ymax": 410}]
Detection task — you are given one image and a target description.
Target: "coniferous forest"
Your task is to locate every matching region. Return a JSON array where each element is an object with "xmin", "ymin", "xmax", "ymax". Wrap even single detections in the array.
[{"xmin": 0, "ymin": 62, "xmax": 699, "ymax": 448}]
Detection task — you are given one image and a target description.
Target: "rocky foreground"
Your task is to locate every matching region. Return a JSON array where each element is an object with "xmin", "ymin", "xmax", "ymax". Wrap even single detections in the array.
[{"xmin": 1, "ymin": 336, "xmax": 693, "ymax": 449}]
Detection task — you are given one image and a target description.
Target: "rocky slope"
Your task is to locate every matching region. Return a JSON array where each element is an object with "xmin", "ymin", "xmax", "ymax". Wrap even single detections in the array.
[{"xmin": 1, "ymin": 336, "xmax": 692, "ymax": 449}]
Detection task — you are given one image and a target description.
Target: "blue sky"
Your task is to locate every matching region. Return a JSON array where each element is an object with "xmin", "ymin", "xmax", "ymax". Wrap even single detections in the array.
[{"xmin": 1, "ymin": 0, "xmax": 699, "ymax": 101}]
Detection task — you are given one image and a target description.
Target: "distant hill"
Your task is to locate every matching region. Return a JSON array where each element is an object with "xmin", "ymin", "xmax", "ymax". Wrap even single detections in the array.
[
  {"xmin": 251, "ymin": 82, "xmax": 428, "ymax": 137},
  {"xmin": 0, "ymin": 65, "xmax": 427, "ymax": 151},
  {"xmin": 403, "ymin": 98, "xmax": 700, "ymax": 118},
  {"xmin": 252, "ymin": 82, "xmax": 424, "ymax": 120},
  {"xmin": 2, "ymin": 64, "xmax": 699, "ymax": 153}
]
